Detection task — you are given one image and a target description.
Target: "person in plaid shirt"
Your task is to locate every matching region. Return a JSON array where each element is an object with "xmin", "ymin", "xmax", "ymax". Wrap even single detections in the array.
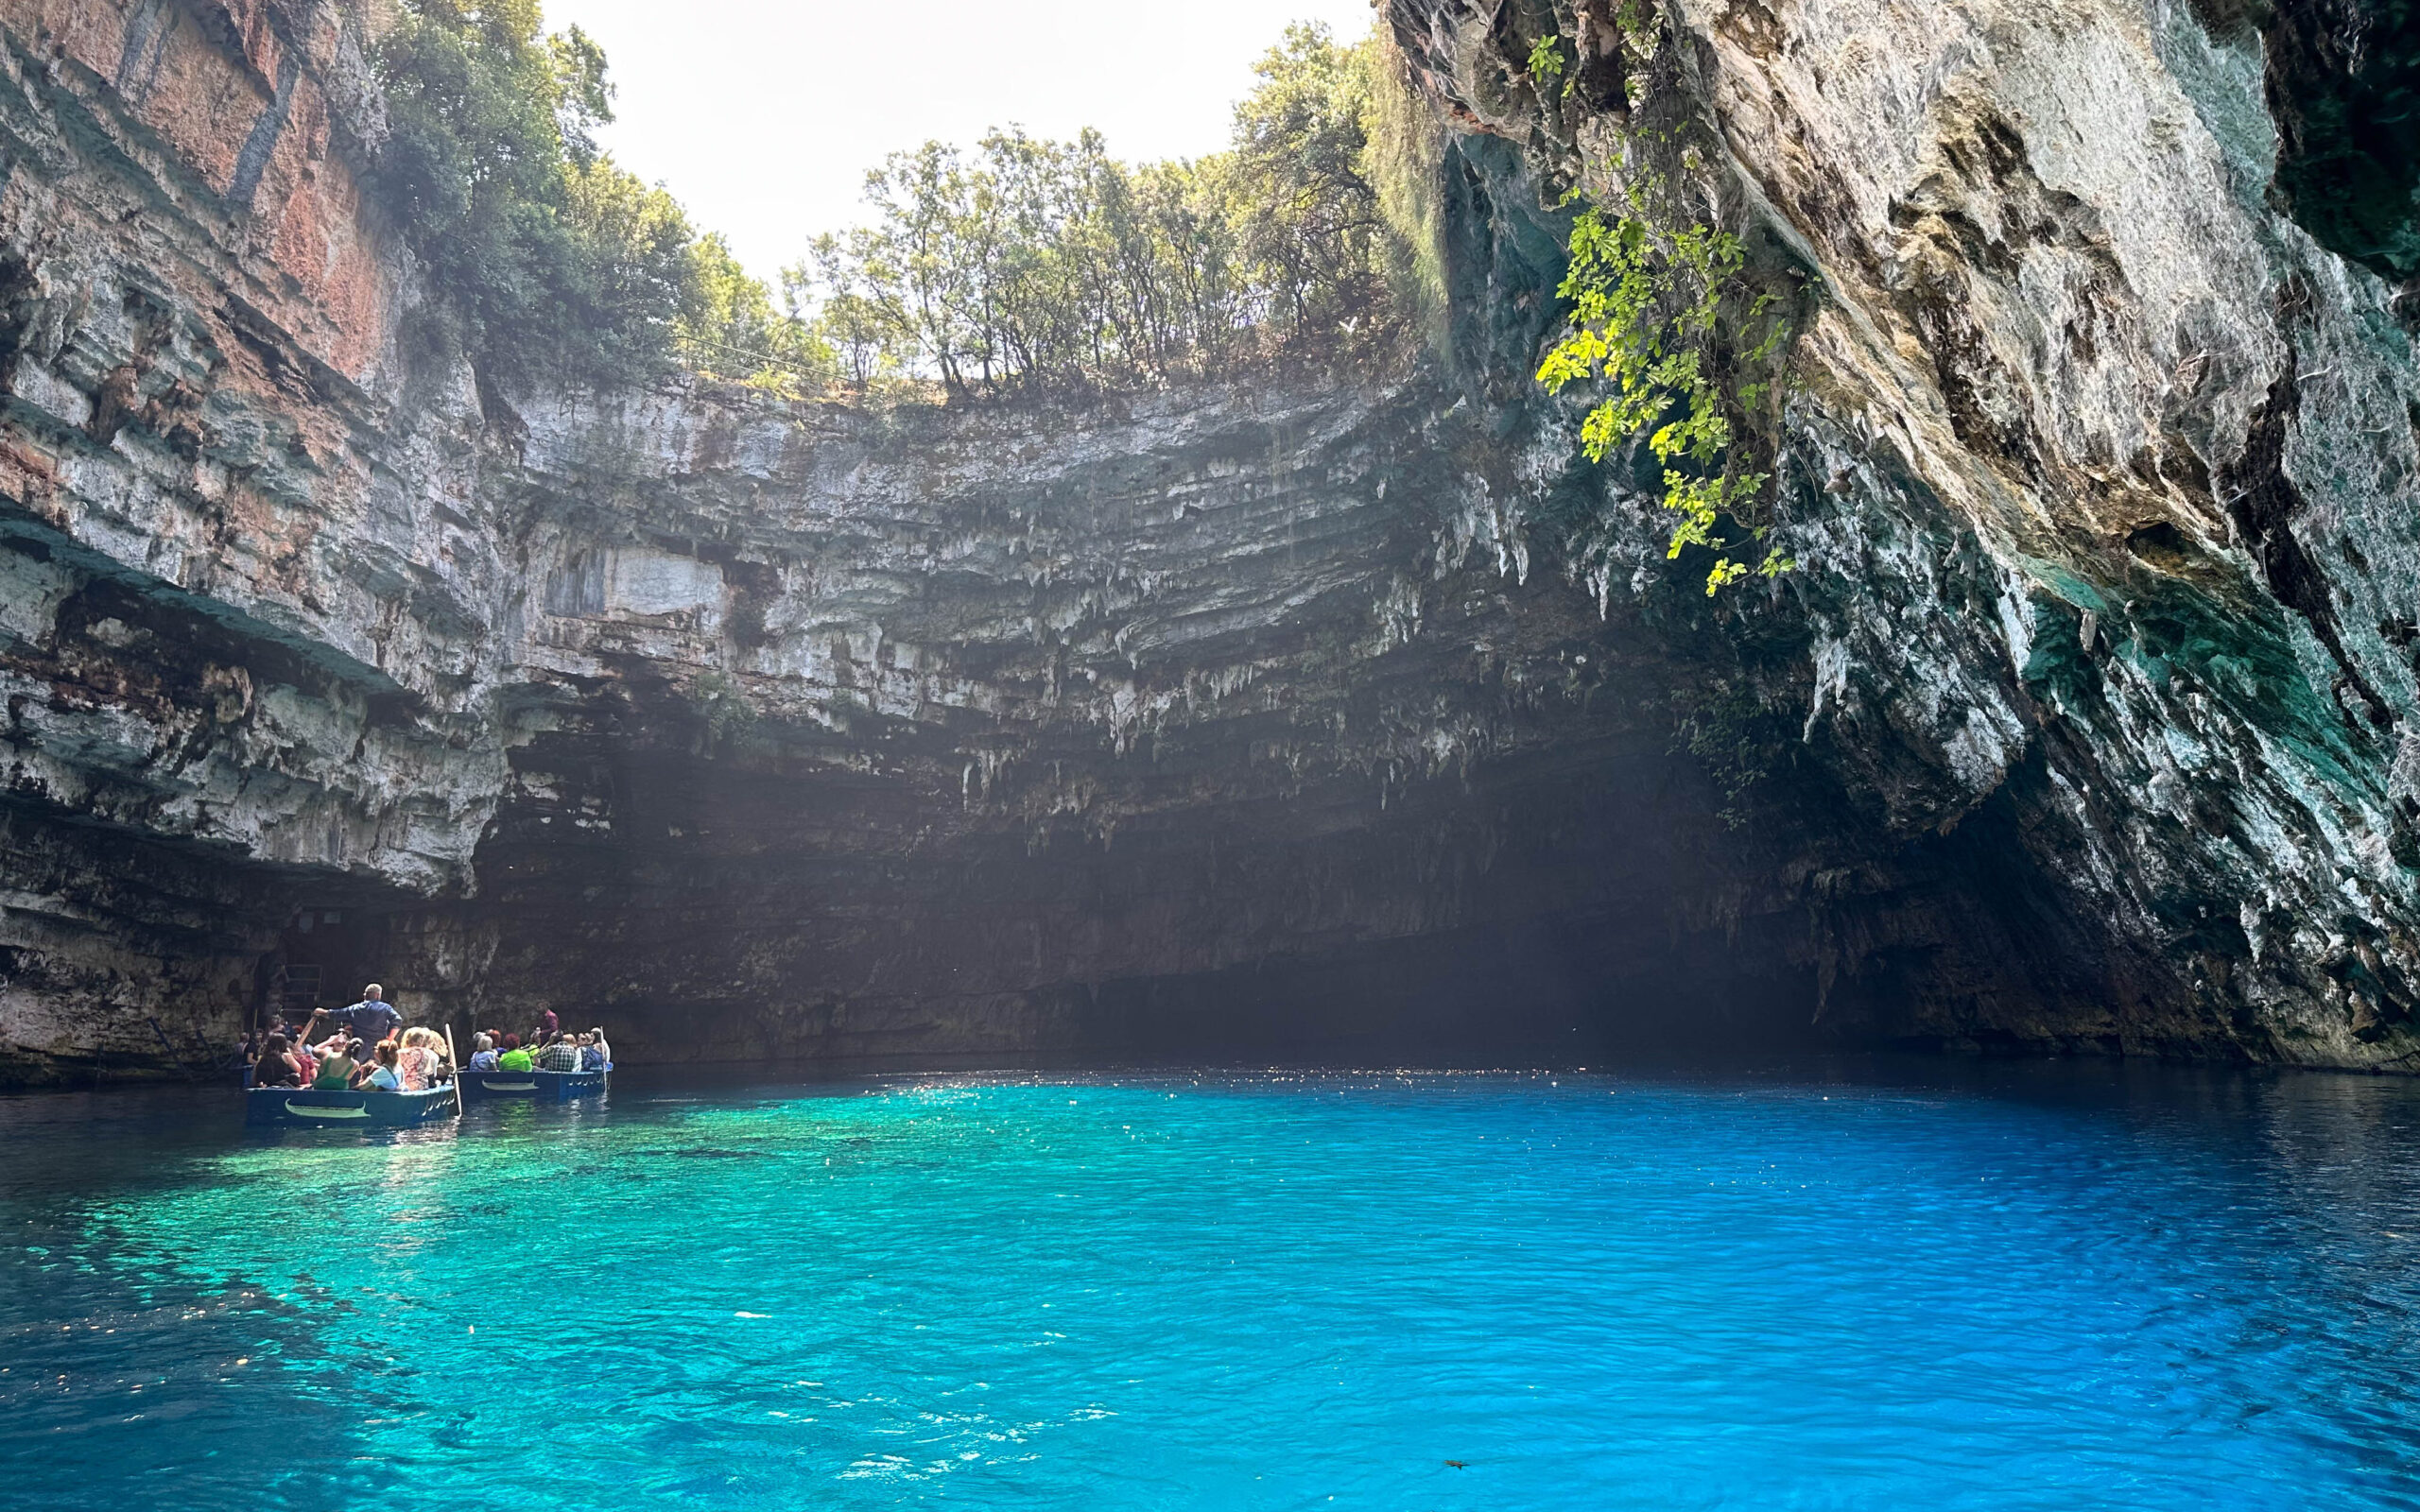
[{"xmin": 533, "ymin": 1033, "xmax": 582, "ymax": 1072}]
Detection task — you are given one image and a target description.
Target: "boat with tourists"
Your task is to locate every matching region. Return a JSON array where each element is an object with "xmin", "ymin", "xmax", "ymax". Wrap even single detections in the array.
[
  {"xmin": 458, "ymin": 1023, "xmax": 613, "ymax": 1099},
  {"xmin": 240, "ymin": 982, "xmax": 467, "ymax": 1130},
  {"xmin": 459, "ymin": 1066, "xmax": 607, "ymax": 1101},
  {"xmin": 241, "ymin": 985, "xmax": 616, "ymax": 1125},
  {"xmin": 245, "ymin": 1082, "xmax": 461, "ymax": 1128}
]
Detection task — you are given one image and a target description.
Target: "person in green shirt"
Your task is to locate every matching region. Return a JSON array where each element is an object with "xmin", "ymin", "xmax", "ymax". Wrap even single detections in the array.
[
  {"xmin": 313, "ymin": 1038, "xmax": 363, "ymax": 1090},
  {"xmin": 496, "ymin": 1033, "xmax": 533, "ymax": 1072}
]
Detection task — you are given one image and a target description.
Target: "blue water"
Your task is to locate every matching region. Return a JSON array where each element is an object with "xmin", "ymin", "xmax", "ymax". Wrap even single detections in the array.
[{"xmin": 4, "ymin": 1060, "xmax": 2419, "ymax": 1508}]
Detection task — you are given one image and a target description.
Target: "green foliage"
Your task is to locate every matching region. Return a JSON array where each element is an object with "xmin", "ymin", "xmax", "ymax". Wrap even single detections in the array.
[
  {"xmin": 1228, "ymin": 23, "xmax": 1390, "ymax": 350},
  {"xmin": 1613, "ymin": 0, "xmax": 1663, "ymax": 57},
  {"xmin": 690, "ymin": 671, "xmax": 757, "ymax": 742},
  {"xmin": 1528, "ymin": 0, "xmax": 1805, "ymax": 597},
  {"xmin": 372, "ymin": 1, "xmax": 698, "ymax": 385},
  {"xmin": 371, "ymin": 8, "xmax": 1448, "ymax": 404},
  {"xmin": 544, "ymin": 24, "xmax": 611, "ymax": 162},
  {"xmin": 1537, "ymin": 192, "xmax": 1795, "ymax": 595},
  {"xmin": 796, "ymin": 230, "xmax": 908, "ymax": 390},
  {"xmin": 791, "ymin": 22, "xmax": 1441, "ymax": 399},
  {"xmin": 559, "ymin": 154, "xmax": 697, "ymax": 356},
  {"xmin": 1361, "ymin": 31, "xmax": 1451, "ymax": 337},
  {"xmin": 677, "ymin": 233, "xmax": 836, "ymax": 396},
  {"xmin": 1526, "ymin": 33, "xmax": 1566, "ymax": 86}
]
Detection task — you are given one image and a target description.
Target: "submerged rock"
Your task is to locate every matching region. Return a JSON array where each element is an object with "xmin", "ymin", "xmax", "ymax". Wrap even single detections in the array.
[{"xmin": 0, "ymin": 0, "xmax": 2414, "ymax": 1080}]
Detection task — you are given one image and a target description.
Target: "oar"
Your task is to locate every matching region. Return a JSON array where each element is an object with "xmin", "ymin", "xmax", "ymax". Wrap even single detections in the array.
[{"xmin": 443, "ymin": 1023, "xmax": 464, "ymax": 1120}]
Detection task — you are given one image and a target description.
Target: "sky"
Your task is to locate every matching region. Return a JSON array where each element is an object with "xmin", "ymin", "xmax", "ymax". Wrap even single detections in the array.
[{"xmin": 544, "ymin": 0, "xmax": 1384, "ymax": 282}]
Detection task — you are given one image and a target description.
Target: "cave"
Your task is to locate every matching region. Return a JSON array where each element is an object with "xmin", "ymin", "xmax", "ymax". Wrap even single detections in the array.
[
  {"xmin": 2, "ymin": 0, "xmax": 2418, "ymax": 1088},
  {"xmin": 10, "ymin": 1, "xmax": 2420, "ymax": 1503}
]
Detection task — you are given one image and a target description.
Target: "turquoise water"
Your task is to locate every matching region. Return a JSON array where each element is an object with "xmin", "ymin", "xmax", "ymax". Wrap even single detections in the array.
[{"xmin": 4, "ymin": 1061, "xmax": 2419, "ymax": 1508}]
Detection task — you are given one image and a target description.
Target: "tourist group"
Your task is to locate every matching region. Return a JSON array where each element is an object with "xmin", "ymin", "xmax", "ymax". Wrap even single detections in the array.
[{"xmin": 246, "ymin": 984, "xmax": 611, "ymax": 1091}]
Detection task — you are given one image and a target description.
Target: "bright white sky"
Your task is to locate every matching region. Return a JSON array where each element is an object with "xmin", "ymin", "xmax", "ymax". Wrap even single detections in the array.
[{"xmin": 544, "ymin": 0, "xmax": 1383, "ymax": 283}]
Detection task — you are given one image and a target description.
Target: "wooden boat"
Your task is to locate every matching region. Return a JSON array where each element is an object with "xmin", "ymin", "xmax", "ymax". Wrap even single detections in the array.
[
  {"xmin": 459, "ymin": 1067, "xmax": 608, "ymax": 1101},
  {"xmin": 245, "ymin": 1082, "xmax": 461, "ymax": 1128}
]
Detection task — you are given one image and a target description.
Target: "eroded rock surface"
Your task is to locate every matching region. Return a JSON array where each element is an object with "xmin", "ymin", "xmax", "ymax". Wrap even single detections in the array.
[
  {"xmin": 3, "ymin": 0, "xmax": 2416, "ymax": 1082},
  {"xmin": 1392, "ymin": 0, "xmax": 2420, "ymax": 1066}
]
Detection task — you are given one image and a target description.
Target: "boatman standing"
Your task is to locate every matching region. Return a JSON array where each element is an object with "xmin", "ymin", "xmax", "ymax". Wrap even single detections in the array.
[{"xmin": 342, "ymin": 983, "xmax": 402, "ymax": 1044}]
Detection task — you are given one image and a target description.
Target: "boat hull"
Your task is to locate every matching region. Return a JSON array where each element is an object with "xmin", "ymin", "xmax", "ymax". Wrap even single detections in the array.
[
  {"xmin": 246, "ymin": 1084, "xmax": 461, "ymax": 1128},
  {"xmin": 460, "ymin": 1068, "xmax": 606, "ymax": 1101}
]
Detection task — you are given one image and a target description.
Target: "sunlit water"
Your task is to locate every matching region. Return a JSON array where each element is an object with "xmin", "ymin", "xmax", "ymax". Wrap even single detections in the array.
[{"xmin": 5, "ymin": 1060, "xmax": 2419, "ymax": 1508}]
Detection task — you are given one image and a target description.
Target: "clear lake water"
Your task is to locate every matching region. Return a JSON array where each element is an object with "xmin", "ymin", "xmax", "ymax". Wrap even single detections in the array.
[{"xmin": 3, "ymin": 1057, "xmax": 2418, "ymax": 1508}]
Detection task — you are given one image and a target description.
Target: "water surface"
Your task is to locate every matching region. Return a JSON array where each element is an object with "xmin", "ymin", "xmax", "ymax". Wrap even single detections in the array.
[{"xmin": 4, "ymin": 1058, "xmax": 2418, "ymax": 1508}]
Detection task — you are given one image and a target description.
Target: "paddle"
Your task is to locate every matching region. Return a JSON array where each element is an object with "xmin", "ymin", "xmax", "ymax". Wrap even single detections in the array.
[{"xmin": 443, "ymin": 1023, "xmax": 463, "ymax": 1120}]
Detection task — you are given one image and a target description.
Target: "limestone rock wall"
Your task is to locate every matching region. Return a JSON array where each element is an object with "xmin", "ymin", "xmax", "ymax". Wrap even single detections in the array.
[
  {"xmin": 1390, "ymin": 0, "xmax": 2420, "ymax": 1065},
  {"xmin": 0, "ymin": 0, "xmax": 514, "ymax": 1080}
]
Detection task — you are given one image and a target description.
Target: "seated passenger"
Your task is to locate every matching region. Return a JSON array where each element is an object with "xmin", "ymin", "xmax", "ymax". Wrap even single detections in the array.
[
  {"xmin": 362, "ymin": 1040, "xmax": 404, "ymax": 1091},
  {"xmin": 534, "ymin": 1032, "xmax": 581, "ymax": 1072},
  {"xmin": 467, "ymin": 1033, "xmax": 499, "ymax": 1072},
  {"xmin": 495, "ymin": 1035, "xmax": 533, "ymax": 1073},
  {"xmin": 313, "ymin": 1038, "xmax": 360, "ymax": 1091},
  {"xmin": 578, "ymin": 1033, "xmax": 606, "ymax": 1073},
  {"xmin": 397, "ymin": 1026, "xmax": 445, "ymax": 1091},
  {"xmin": 589, "ymin": 1026, "xmax": 614, "ymax": 1069},
  {"xmin": 251, "ymin": 1033, "xmax": 302, "ymax": 1089}
]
